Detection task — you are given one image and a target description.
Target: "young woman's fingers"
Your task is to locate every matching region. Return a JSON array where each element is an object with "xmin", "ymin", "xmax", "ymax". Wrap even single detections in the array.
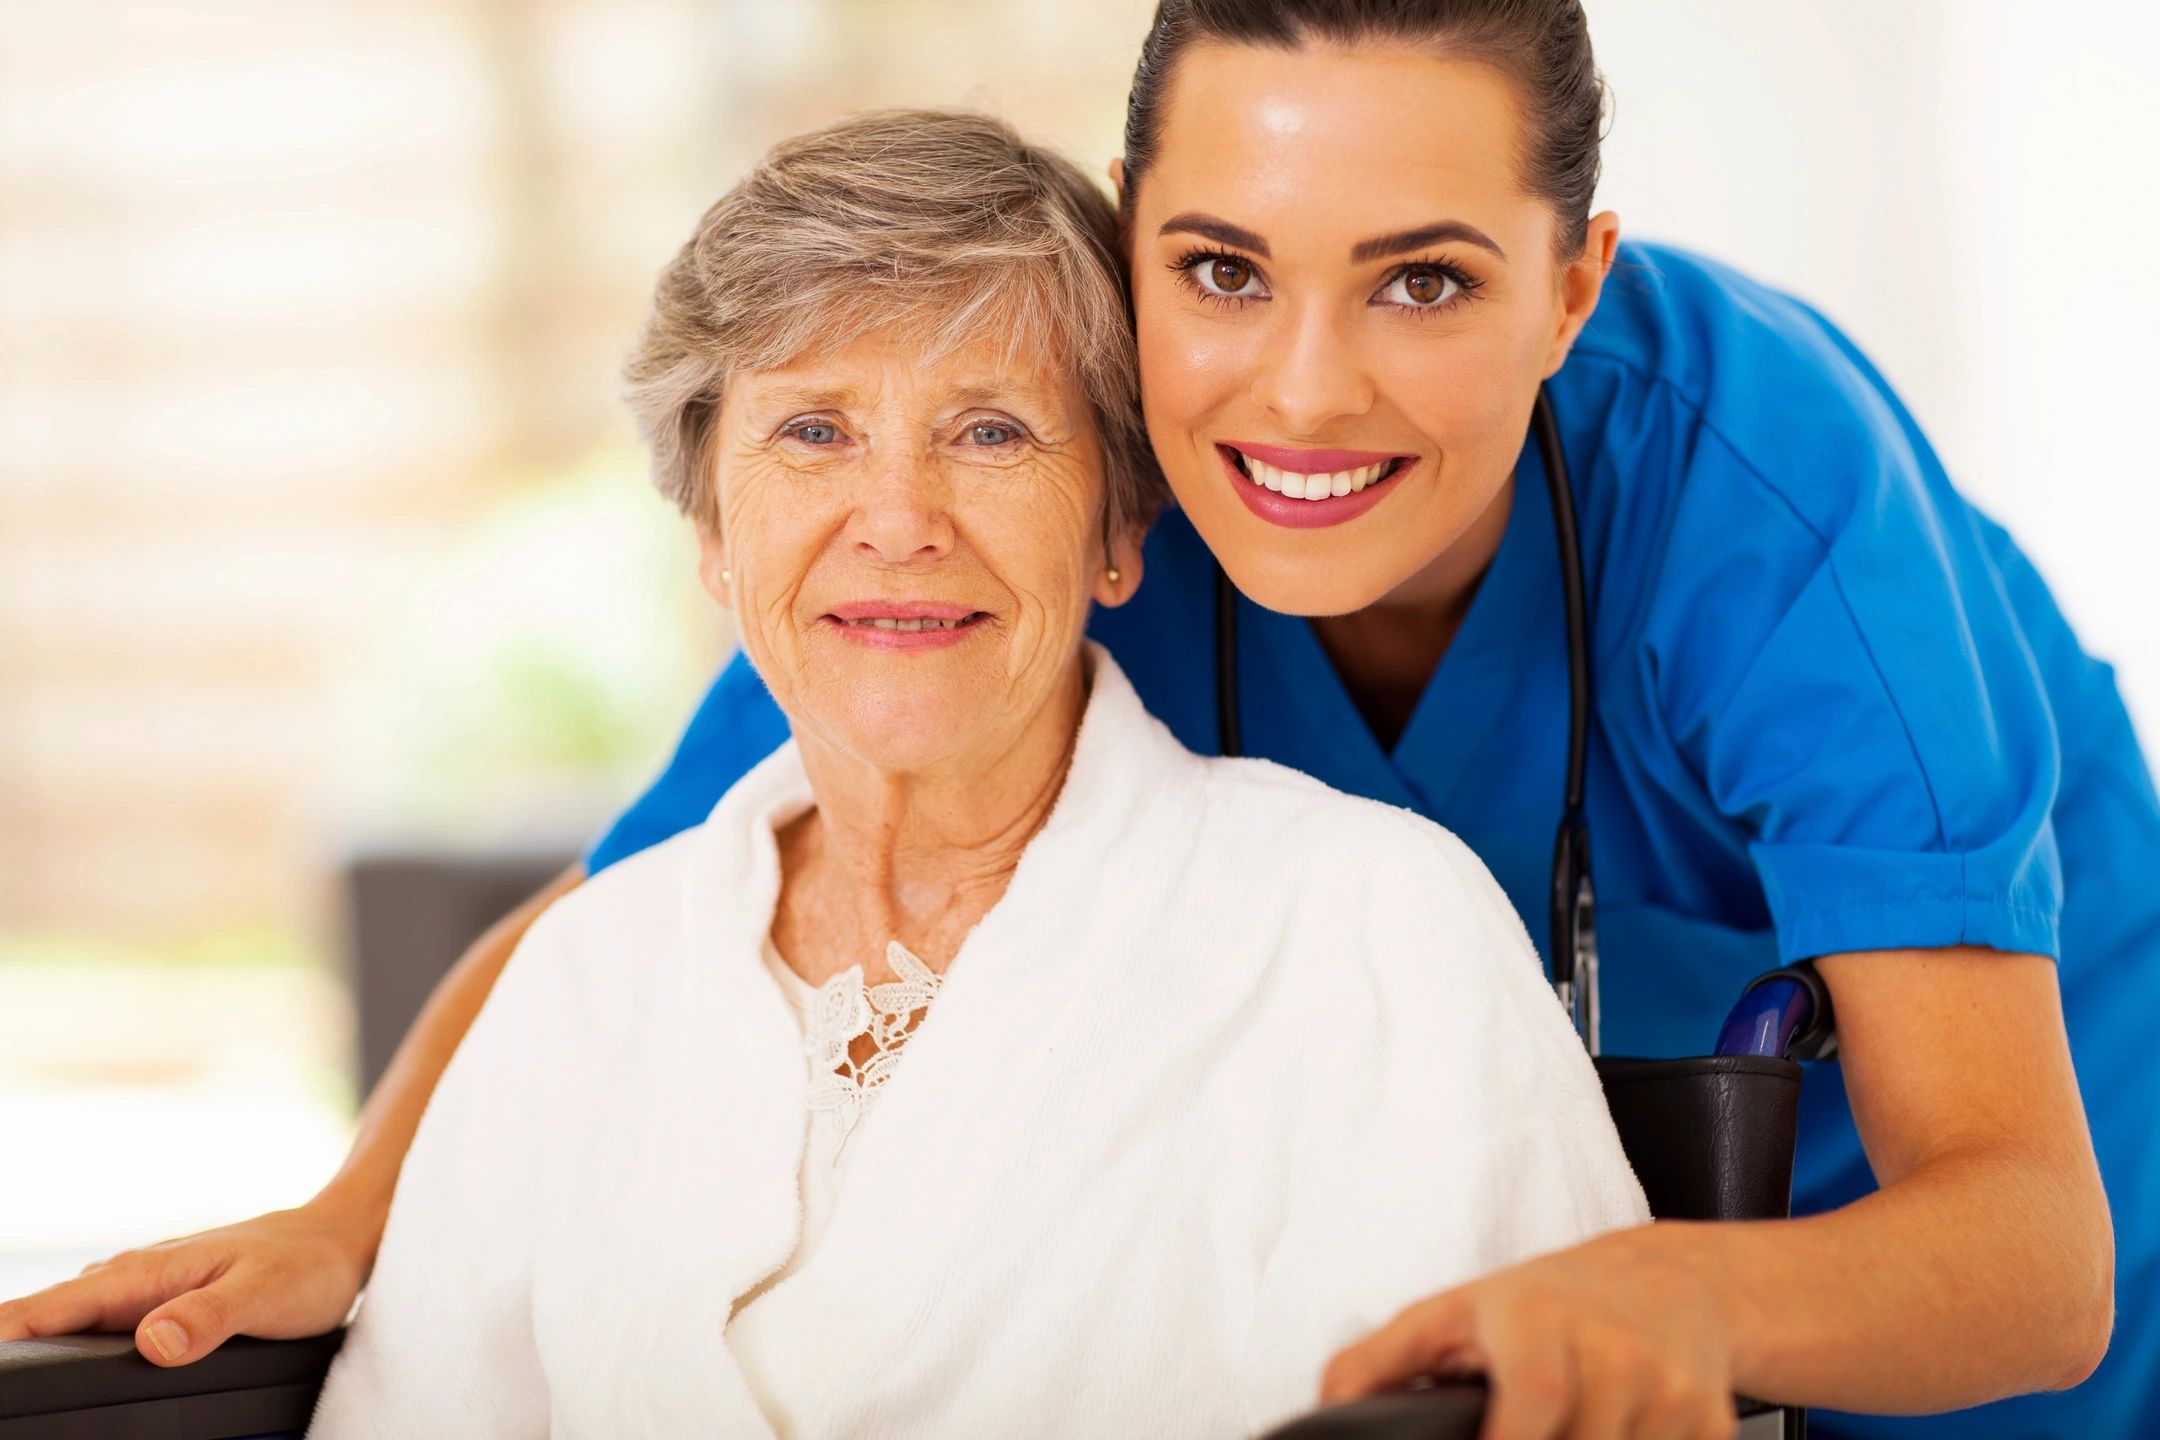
[
  {"xmin": 1562, "ymin": 1337, "xmax": 1652, "ymax": 1440},
  {"xmin": 1683, "ymin": 1397, "xmax": 1741, "ymax": 1440},
  {"xmin": 0, "ymin": 1266, "xmax": 168, "ymax": 1340},
  {"xmin": 135, "ymin": 1270, "xmax": 255, "ymax": 1366},
  {"xmin": 1627, "ymin": 1362, "xmax": 1738, "ymax": 1440},
  {"xmin": 1320, "ymin": 1289, "xmax": 1478, "ymax": 1403},
  {"xmin": 1477, "ymin": 1304, "xmax": 1577, "ymax": 1440}
]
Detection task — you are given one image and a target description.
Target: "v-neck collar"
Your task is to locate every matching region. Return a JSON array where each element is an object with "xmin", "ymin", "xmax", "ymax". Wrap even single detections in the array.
[{"xmin": 1235, "ymin": 425, "xmax": 1555, "ymax": 820}]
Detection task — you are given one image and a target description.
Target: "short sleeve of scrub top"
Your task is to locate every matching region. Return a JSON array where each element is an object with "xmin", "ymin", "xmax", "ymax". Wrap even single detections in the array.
[{"xmin": 1574, "ymin": 251, "xmax": 2064, "ymax": 969}]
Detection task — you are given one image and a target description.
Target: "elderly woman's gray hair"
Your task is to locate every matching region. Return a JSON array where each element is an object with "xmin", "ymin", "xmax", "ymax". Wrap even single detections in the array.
[{"xmin": 624, "ymin": 108, "xmax": 1164, "ymax": 539}]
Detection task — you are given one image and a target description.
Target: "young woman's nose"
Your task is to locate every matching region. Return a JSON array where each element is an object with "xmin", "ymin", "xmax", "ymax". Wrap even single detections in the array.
[
  {"xmin": 1249, "ymin": 305, "xmax": 1376, "ymax": 434},
  {"xmin": 848, "ymin": 451, "xmax": 955, "ymax": 565}
]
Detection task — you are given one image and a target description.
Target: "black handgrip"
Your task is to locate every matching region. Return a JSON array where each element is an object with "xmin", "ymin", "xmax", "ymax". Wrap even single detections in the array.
[
  {"xmin": 1257, "ymin": 1382, "xmax": 1489, "ymax": 1440},
  {"xmin": 0, "ymin": 1329, "xmax": 344, "ymax": 1439}
]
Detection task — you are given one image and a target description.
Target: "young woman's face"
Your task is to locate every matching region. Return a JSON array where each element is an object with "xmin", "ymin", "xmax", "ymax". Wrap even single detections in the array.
[{"xmin": 1126, "ymin": 42, "xmax": 1616, "ymax": 616}]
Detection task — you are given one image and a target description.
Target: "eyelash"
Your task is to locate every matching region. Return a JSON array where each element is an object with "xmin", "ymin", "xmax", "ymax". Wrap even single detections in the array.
[
  {"xmin": 1168, "ymin": 247, "xmax": 1262, "ymax": 310},
  {"xmin": 1167, "ymin": 247, "xmax": 1485, "ymax": 317},
  {"xmin": 774, "ymin": 415, "xmax": 1029, "ymax": 446},
  {"xmin": 778, "ymin": 416, "xmax": 846, "ymax": 445}
]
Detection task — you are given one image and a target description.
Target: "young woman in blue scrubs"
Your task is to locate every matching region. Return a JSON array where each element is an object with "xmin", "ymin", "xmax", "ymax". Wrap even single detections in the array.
[{"xmin": 8, "ymin": 1, "xmax": 2146, "ymax": 1435}]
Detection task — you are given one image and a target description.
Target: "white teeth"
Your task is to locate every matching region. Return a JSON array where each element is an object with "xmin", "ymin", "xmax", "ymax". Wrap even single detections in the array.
[
  {"xmin": 1239, "ymin": 454, "xmax": 1395, "ymax": 501},
  {"xmin": 855, "ymin": 616, "xmax": 961, "ymax": 630}
]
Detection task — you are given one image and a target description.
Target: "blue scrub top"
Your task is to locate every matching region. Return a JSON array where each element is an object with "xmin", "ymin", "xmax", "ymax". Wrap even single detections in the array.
[{"xmin": 586, "ymin": 242, "xmax": 2159, "ymax": 1438}]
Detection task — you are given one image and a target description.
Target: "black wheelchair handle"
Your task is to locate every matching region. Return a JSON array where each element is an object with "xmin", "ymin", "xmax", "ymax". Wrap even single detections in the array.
[
  {"xmin": 0, "ymin": 1329, "xmax": 344, "ymax": 1440},
  {"xmin": 1257, "ymin": 1381, "xmax": 1490, "ymax": 1440}
]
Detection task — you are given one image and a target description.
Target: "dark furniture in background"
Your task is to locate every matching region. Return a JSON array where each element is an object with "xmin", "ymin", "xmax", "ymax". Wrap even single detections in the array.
[{"xmin": 342, "ymin": 848, "xmax": 574, "ymax": 1095}]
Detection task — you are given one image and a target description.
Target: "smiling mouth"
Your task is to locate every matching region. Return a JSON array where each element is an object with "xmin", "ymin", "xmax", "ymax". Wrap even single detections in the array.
[
  {"xmin": 1221, "ymin": 447, "xmax": 1408, "ymax": 501},
  {"xmin": 834, "ymin": 614, "xmax": 987, "ymax": 633}
]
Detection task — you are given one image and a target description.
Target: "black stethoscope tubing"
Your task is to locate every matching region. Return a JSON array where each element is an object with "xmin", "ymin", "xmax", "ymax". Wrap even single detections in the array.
[{"xmin": 1213, "ymin": 383, "xmax": 1605, "ymax": 1051}]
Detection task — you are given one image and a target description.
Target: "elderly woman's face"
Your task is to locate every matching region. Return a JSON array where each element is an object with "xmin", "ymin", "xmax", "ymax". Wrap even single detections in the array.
[{"xmin": 702, "ymin": 327, "xmax": 1132, "ymax": 774}]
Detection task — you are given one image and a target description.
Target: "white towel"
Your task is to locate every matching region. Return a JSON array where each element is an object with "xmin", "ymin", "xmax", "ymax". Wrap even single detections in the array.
[{"xmin": 310, "ymin": 645, "xmax": 1648, "ymax": 1439}]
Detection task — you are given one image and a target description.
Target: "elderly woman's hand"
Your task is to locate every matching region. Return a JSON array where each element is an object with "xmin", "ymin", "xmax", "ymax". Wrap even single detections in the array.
[
  {"xmin": 1320, "ymin": 1224, "xmax": 1742, "ymax": 1440},
  {"xmin": 0, "ymin": 1199, "xmax": 369, "ymax": 1365}
]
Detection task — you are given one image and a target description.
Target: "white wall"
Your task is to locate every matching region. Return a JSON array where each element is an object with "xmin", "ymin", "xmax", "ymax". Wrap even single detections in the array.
[{"xmin": 1592, "ymin": 0, "xmax": 2160, "ymax": 749}]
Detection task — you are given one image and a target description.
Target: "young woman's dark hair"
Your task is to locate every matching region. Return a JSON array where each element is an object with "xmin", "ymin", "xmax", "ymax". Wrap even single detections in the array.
[{"xmin": 1122, "ymin": 0, "xmax": 1606, "ymax": 257}]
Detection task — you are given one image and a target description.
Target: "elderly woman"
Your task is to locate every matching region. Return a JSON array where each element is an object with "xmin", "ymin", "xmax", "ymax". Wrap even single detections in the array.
[{"xmin": 305, "ymin": 110, "xmax": 1644, "ymax": 1438}]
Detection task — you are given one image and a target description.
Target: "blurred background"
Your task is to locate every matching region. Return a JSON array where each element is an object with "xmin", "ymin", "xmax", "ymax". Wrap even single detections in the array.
[{"xmin": 3, "ymin": 0, "xmax": 2155, "ymax": 1295}]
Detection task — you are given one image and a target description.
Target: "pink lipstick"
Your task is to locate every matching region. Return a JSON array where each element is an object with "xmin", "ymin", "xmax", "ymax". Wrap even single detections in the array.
[{"xmin": 1217, "ymin": 442, "xmax": 1415, "ymax": 530}]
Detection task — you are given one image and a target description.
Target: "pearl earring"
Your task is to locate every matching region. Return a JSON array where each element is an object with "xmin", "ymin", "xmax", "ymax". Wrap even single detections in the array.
[
  {"xmin": 1105, "ymin": 567, "xmax": 1121, "ymax": 584},
  {"xmin": 720, "ymin": 567, "xmax": 733, "ymax": 584}
]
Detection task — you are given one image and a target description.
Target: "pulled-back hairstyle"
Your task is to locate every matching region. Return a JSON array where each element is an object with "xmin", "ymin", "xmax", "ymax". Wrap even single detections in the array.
[
  {"xmin": 1123, "ymin": 0, "xmax": 1606, "ymax": 257},
  {"xmin": 624, "ymin": 108, "xmax": 1163, "ymax": 536}
]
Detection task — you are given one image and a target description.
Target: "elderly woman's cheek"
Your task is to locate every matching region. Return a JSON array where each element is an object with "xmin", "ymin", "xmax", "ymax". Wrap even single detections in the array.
[
  {"xmin": 747, "ymin": 585, "xmax": 807, "ymax": 701},
  {"xmin": 709, "ymin": 453, "xmax": 787, "ymax": 566},
  {"xmin": 993, "ymin": 459, "xmax": 1101, "ymax": 682},
  {"xmin": 714, "ymin": 464, "xmax": 823, "ymax": 701}
]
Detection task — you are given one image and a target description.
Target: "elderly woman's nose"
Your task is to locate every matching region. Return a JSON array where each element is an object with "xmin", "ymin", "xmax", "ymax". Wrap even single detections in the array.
[
  {"xmin": 847, "ymin": 456, "xmax": 956, "ymax": 564},
  {"xmin": 1250, "ymin": 305, "xmax": 1376, "ymax": 434}
]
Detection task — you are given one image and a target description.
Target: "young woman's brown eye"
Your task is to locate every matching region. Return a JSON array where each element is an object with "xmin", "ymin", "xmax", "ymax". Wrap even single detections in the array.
[
  {"xmin": 1379, "ymin": 264, "xmax": 1464, "ymax": 310},
  {"xmin": 1187, "ymin": 254, "xmax": 1266, "ymax": 299}
]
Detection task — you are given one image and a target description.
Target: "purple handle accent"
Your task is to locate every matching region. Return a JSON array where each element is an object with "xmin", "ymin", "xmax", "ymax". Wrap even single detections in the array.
[{"xmin": 1716, "ymin": 975, "xmax": 1815, "ymax": 1059}]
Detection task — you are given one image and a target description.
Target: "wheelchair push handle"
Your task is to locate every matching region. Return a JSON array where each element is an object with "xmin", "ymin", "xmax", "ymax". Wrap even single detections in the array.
[{"xmin": 1716, "ymin": 962, "xmax": 1836, "ymax": 1062}]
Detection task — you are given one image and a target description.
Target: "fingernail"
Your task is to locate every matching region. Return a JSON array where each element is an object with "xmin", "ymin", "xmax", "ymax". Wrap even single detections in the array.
[{"xmin": 146, "ymin": 1319, "xmax": 187, "ymax": 1362}]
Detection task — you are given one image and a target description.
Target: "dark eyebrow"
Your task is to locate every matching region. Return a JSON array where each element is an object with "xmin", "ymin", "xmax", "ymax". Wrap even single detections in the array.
[
  {"xmin": 1157, "ymin": 211, "xmax": 1271, "ymax": 259},
  {"xmin": 1350, "ymin": 221, "xmax": 1507, "ymax": 264}
]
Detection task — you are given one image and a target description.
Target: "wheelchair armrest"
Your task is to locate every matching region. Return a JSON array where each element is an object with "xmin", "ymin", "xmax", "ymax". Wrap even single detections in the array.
[
  {"xmin": 0, "ymin": 1329, "xmax": 343, "ymax": 1440},
  {"xmin": 1254, "ymin": 1379, "xmax": 1793, "ymax": 1440},
  {"xmin": 1256, "ymin": 1381, "xmax": 1489, "ymax": 1440}
]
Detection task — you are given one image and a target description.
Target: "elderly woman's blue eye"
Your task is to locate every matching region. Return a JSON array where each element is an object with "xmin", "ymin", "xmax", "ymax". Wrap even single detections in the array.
[
  {"xmin": 791, "ymin": 422, "xmax": 840, "ymax": 444},
  {"xmin": 968, "ymin": 422, "xmax": 1019, "ymax": 445}
]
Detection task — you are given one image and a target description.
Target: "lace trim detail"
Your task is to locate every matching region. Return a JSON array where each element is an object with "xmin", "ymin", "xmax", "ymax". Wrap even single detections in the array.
[{"xmin": 798, "ymin": 940, "xmax": 941, "ymax": 1141}]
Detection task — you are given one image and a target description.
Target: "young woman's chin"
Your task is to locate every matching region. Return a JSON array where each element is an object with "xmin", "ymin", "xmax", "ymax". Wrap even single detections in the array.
[
  {"xmin": 1208, "ymin": 539, "xmax": 1412, "ymax": 617},
  {"xmin": 1173, "ymin": 466, "xmax": 1510, "ymax": 618}
]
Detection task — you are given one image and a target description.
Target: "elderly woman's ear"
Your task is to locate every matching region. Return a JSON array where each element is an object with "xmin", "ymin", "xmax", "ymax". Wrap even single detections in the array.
[
  {"xmin": 695, "ymin": 522, "xmax": 734, "ymax": 613},
  {"xmin": 1093, "ymin": 526, "xmax": 1145, "ymax": 609}
]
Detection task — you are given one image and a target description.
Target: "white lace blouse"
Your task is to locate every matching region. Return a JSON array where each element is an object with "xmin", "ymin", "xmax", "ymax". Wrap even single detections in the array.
[
  {"xmin": 311, "ymin": 645, "xmax": 1648, "ymax": 1440},
  {"xmin": 731, "ymin": 938, "xmax": 940, "ymax": 1317}
]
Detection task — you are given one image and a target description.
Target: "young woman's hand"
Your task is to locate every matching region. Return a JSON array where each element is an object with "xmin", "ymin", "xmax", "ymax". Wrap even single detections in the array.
[
  {"xmin": 0, "ymin": 1199, "xmax": 375, "ymax": 1366},
  {"xmin": 1320, "ymin": 951, "xmax": 2111, "ymax": 1438},
  {"xmin": 1321, "ymin": 1223, "xmax": 1742, "ymax": 1440},
  {"xmin": 0, "ymin": 868, "xmax": 576, "ymax": 1370}
]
